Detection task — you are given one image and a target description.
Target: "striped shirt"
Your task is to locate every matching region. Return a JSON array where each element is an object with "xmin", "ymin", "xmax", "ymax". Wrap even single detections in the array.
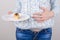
[{"xmin": 13, "ymin": 0, "xmax": 59, "ymax": 29}]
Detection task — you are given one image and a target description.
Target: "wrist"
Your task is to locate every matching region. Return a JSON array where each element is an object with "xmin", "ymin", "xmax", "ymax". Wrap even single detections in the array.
[{"xmin": 49, "ymin": 11, "xmax": 54, "ymax": 18}]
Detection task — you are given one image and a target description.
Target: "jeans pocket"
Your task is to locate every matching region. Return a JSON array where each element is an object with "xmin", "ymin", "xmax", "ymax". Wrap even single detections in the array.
[
  {"xmin": 16, "ymin": 31, "xmax": 33, "ymax": 40},
  {"xmin": 39, "ymin": 28, "xmax": 52, "ymax": 39},
  {"xmin": 44, "ymin": 28, "xmax": 52, "ymax": 34}
]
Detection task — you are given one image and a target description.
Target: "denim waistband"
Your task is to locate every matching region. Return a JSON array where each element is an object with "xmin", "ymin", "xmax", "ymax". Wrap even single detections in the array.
[{"xmin": 16, "ymin": 27, "xmax": 52, "ymax": 32}]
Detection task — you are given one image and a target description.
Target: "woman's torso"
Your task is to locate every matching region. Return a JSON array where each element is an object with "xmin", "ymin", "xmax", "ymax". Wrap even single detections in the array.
[{"xmin": 14, "ymin": 0, "xmax": 54, "ymax": 29}]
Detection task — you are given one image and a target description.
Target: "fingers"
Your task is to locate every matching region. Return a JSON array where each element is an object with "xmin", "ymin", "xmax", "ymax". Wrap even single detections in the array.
[
  {"xmin": 33, "ymin": 17, "xmax": 45, "ymax": 23},
  {"xmin": 32, "ymin": 14, "xmax": 46, "ymax": 22},
  {"xmin": 33, "ymin": 17, "xmax": 44, "ymax": 21},
  {"xmin": 33, "ymin": 12, "xmax": 42, "ymax": 16},
  {"xmin": 32, "ymin": 15, "xmax": 44, "ymax": 20},
  {"xmin": 32, "ymin": 15, "xmax": 43, "ymax": 18},
  {"xmin": 8, "ymin": 11, "xmax": 13, "ymax": 14}
]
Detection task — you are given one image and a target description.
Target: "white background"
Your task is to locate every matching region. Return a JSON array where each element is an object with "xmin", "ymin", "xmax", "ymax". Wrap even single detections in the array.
[{"xmin": 0, "ymin": 0, "xmax": 60, "ymax": 40}]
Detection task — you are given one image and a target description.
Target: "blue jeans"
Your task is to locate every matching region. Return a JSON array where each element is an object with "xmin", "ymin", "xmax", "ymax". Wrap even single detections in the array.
[{"xmin": 16, "ymin": 28, "xmax": 52, "ymax": 40}]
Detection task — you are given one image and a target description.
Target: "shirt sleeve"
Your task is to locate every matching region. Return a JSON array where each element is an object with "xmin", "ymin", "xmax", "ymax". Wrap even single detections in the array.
[
  {"xmin": 13, "ymin": 0, "xmax": 22, "ymax": 13},
  {"xmin": 51, "ymin": 0, "xmax": 60, "ymax": 16}
]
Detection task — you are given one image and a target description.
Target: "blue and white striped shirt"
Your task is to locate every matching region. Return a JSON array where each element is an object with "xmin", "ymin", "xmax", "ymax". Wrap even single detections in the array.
[{"xmin": 13, "ymin": 0, "xmax": 59, "ymax": 29}]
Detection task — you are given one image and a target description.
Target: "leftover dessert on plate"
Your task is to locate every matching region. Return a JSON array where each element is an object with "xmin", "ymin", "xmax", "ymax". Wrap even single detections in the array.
[{"xmin": 14, "ymin": 13, "xmax": 21, "ymax": 20}]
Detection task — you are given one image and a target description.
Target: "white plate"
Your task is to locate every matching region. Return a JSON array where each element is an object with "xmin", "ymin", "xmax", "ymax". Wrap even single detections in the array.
[{"xmin": 2, "ymin": 13, "xmax": 30, "ymax": 21}]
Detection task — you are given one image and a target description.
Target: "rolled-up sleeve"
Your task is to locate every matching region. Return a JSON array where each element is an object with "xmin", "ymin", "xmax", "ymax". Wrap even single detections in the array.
[
  {"xmin": 13, "ymin": 0, "xmax": 22, "ymax": 13},
  {"xmin": 51, "ymin": 0, "xmax": 60, "ymax": 16}
]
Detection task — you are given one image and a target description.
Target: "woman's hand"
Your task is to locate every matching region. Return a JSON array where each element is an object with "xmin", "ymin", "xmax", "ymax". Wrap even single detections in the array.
[
  {"xmin": 32, "ymin": 7, "xmax": 54, "ymax": 23},
  {"xmin": 8, "ymin": 11, "xmax": 13, "ymax": 14}
]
